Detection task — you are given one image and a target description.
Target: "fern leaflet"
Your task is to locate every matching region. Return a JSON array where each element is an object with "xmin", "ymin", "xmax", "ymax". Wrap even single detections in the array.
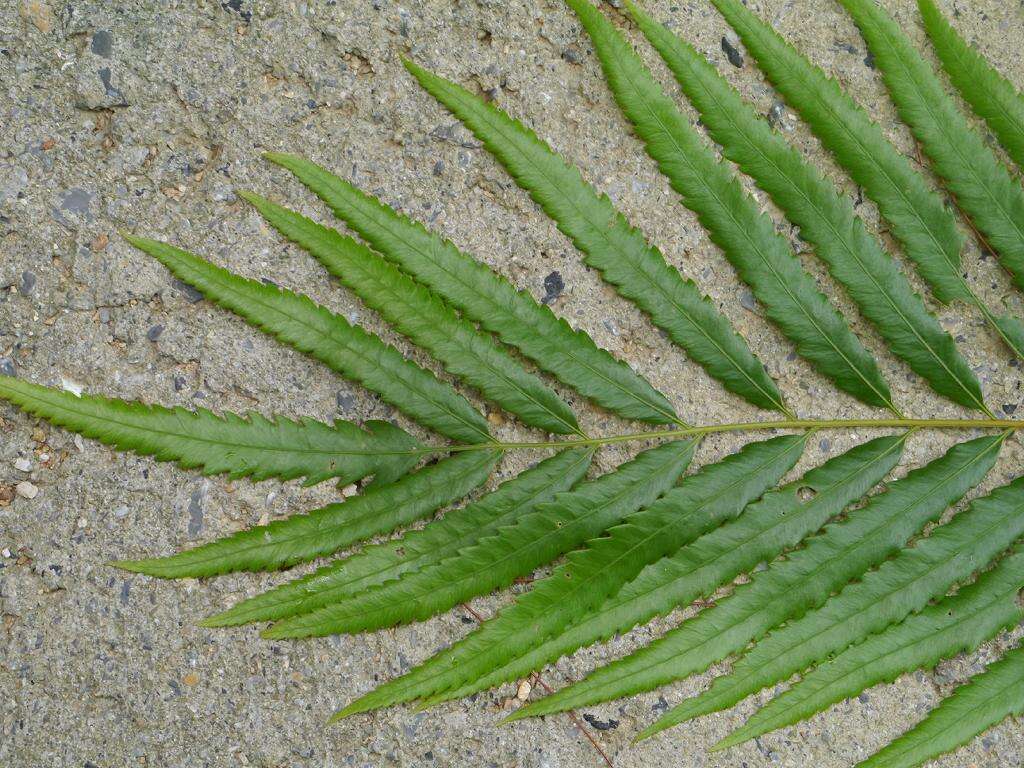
[
  {"xmin": 239, "ymin": 192, "xmax": 580, "ymax": 436},
  {"xmin": 123, "ymin": 233, "xmax": 492, "ymax": 444},
  {"xmin": 642, "ymin": 433, "xmax": 1019, "ymax": 740},
  {"xmin": 319, "ymin": 440, "xmax": 696, "ymax": 717},
  {"xmin": 718, "ymin": 545, "xmax": 1024, "ymax": 750},
  {"xmin": 113, "ymin": 449, "xmax": 499, "ymax": 578},
  {"xmin": 856, "ymin": 642, "xmax": 1024, "ymax": 768},
  {"xmin": 628, "ymin": 1, "xmax": 986, "ymax": 415},
  {"xmin": 838, "ymin": 0, "xmax": 1024, "ymax": 291},
  {"xmin": 919, "ymin": 0, "xmax": 1024, "ymax": 173},
  {"xmin": 516, "ymin": 433, "xmax": 998, "ymax": 718},
  {"xmin": 201, "ymin": 448, "xmax": 593, "ymax": 627},
  {"xmin": 264, "ymin": 153, "xmax": 679, "ymax": 425},
  {"xmin": 563, "ymin": 0, "xmax": 894, "ymax": 413},
  {"xmin": 0, "ymin": 375, "xmax": 422, "ymax": 486},
  {"xmin": 403, "ymin": 58, "xmax": 786, "ymax": 415}
]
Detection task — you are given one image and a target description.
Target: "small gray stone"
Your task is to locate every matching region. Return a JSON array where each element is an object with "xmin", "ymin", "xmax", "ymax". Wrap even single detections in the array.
[
  {"xmin": 0, "ymin": 358, "xmax": 15, "ymax": 377},
  {"xmin": 542, "ymin": 270, "xmax": 564, "ymax": 304},
  {"xmin": 721, "ymin": 34, "xmax": 744, "ymax": 68},
  {"xmin": 91, "ymin": 30, "xmax": 113, "ymax": 58},
  {"xmin": 19, "ymin": 271, "xmax": 36, "ymax": 296},
  {"xmin": 146, "ymin": 324, "xmax": 164, "ymax": 341},
  {"xmin": 56, "ymin": 188, "xmax": 94, "ymax": 224}
]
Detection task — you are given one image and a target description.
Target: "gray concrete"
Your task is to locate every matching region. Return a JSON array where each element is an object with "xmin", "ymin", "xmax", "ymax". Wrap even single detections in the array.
[{"xmin": 1, "ymin": 0, "xmax": 1023, "ymax": 765}]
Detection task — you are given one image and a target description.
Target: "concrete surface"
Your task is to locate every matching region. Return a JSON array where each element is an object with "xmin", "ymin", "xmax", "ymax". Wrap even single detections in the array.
[{"xmin": 2, "ymin": 0, "xmax": 1023, "ymax": 765}]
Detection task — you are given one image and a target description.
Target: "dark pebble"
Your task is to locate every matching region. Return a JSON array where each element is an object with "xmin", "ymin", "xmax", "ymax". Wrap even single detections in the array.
[
  {"xmin": 1003, "ymin": 403, "xmax": 1017, "ymax": 415},
  {"xmin": 864, "ymin": 51, "xmax": 876, "ymax": 69},
  {"xmin": 221, "ymin": 0, "xmax": 252, "ymax": 22},
  {"xmin": 542, "ymin": 270, "xmax": 564, "ymax": 304},
  {"xmin": 19, "ymin": 271, "xmax": 35, "ymax": 296},
  {"xmin": 561, "ymin": 46, "xmax": 582, "ymax": 65},
  {"xmin": 147, "ymin": 324, "xmax": 164, "ymax": 342},
  {"xmin": 652, "ymin": 695, "xmax": 669, "ymax": 713},
  {"xmin": 90, "ymin": 30, "xmax": 113, "ymax": 58},
  {"xmin": 173, "ymin": 375, "xmax": 187, "ymax": 392},
  {"xmin": 172, "ymin": 279, "xmax": 204, "ymax": 303},
  {"xmin": 187, "ymin": 486, "xmax": 206, "ymax": 537},
  {"xmin": 336, "ymin": 391, "xmax": 357, "ymax": 411},
  {"xmin": 583, "ymin": 713, "xmax": 619, "ymax": 731},
  {"xmin": 0, "ymin": 358, "xmax": 15, "ymax": 376},
  {"xmin": 432, "ymin": 160, "xmax": 445, "ymax": 176},
  {"xmin": 721, "ymin": 36, "xmax": 744, "ymax": 68}
]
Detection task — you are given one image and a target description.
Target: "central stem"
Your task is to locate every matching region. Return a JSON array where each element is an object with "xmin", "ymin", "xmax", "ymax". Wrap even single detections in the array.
[{"xmin": 427, "ymin": 416, "xmax": 1021, "ymax": 454}]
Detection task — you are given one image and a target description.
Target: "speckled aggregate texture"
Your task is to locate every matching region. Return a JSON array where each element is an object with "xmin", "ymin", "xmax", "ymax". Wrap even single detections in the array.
[{"xmin": 2, "ymin": 0, "xmax": 1023, "ymax": 766}]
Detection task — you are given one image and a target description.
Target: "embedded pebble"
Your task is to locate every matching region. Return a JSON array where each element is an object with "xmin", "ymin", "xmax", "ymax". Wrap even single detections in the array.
[
  {"xmin": 14, "ymin": 457, "xmax": 32, "ymax": 472},
  {"xmin": 16, "ymin": 481, "xmax": 39, "ymax": 499}
]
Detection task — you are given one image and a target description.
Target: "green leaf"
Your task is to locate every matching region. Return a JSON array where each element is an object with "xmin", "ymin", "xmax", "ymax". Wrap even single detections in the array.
[
  {"xmin": 238, "ymin": 193, "xmax": 580, "ymax": 436},
  {"xmin": 506, "ymin": 432, "xmax": 906, "ymax": 718},
  {"xmin": 838, "ymin": 0, "xmax": 1024, "ymax": 292},
  {"xmin": 857, "ymin": 642, "xmax": 1024, "ymax": 768},
  {"xmin": 402, "ymin": 60, "xmax": 785, "ymax": 416},
  {"xmin": 919, "ymin": 0, "xmax": 1024, "ymax": 173},
  {"xmin": 265, "ymin": 438, "xmax": 693, "ymax": 641},
  {"xmin": 519, "ymin": 432, "xmax": 997, "ymax": 719},
  {"xmin": 0, "ymin": 375, "xmax": 422, "ymax": 487},
  {"xmin": 122, "ymin": 233, "xmax": 491, "ymax": 445},
  {"xmin": 563, "ymin": 0, "xmax": 894, "ymax": 413},
  {"xmin": 628, "ymin": 1, "xmax": 986, "ymax": 415},
  {"xmin": 708, "ymin": 0, "xmax": 968, "ymax": 306},
  {"xmin": 718, "ymin": 544, "xmax": 1024, "ymax": 750},
  {"xmin": 425, "ymin": 434, "xmax": 808, "ymax": 706},
  {"xmin": 642, "ymin": 433, "xmax": 1020, "ymax": 741},
  {"xmin": 317, "ymin": 440, "xmax": 697, "ymax": 719},
  {"xmin": 263, "ymin": 152, "xmax": 679, "ymax": 426},
  {"xmin": 428, "ymin": 434, "xmax": 811, "ymax": 708},
  {"xmin": 114, "ymin": 449, "xmax": 499, "ymax": 579},
  {"xmin": 201, "ymin": 448, "xmax": 593, "ymax": 627}
]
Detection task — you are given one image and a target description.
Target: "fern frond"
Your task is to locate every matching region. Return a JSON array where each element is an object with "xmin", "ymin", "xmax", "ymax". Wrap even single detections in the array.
[
  {"xmin": 641, "ymin": 433, "xmax": 1020, "ymax": 741},
  {"xmin": 0, "ymin": 375, "xmax": 423, "ymax": 486},
  {"xmin": 517, "ymin": 432, "xmax": 998, "ymax": 718},
  {"xmin": 422, "ymin": 434, "xmax": 808, "ymax": 706},
  {"xmin": 122, "ymin": 233, "xmax": 492, "ymax": 444},
  {"xmin": 563, "ymin": 0, "xmax": 894, "ymax": 413},
  {"xmin": 717, "ymin": 545, "xmax": 1024, "ymax": 750},
  {"xmin": 263, "ymin": 153, "xmax": 679, "ymax": 426},
  {"xmin": 857, "ymin": 641, "xmax": 1024, "ymax": 768},
  {"xmin": 265, "ymin": 439, "xmax": 694, "ymax": 642},
  {"xmin": 838, "ymin": 0, "xmax": 1024, "ymax": 291},
  {"xmin": 402, "ymin": 59, "xmax": 786, "ymax": 416},
  {"xmin": 627, "ymin": 1, "xmax": 986, "ymax": 415},
  {"xmin": 315, "ymin": 440, "xmax": 696, "ymax": 718},
  {"xmin": 707, "ymin": 0, "xmax": 968, "ymax": 306},
  {"xmin": 919, "ymin": 0, "xmax": 1024, "ymax": 172},
  {"xmin": 238, "ymin": 193, "xmax": 580, "ymax": 436},
  {"xmin": 114, "ymin": 450, "xmax": 499, "ymax": 578},
  {"xmin": 201, "ymin": 448, "xmax": 593, "ymax": 627}
]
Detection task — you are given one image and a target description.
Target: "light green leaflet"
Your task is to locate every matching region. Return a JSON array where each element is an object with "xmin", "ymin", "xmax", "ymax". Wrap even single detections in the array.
[
  {"xmin": 543, "ymin": 0, "xmax": 895, "ymax": 413},
  {"xmin": 626, "ymin": 0, "xmax": 986, "ymax": 415},
  {"xmin": 0, "ymin": 375, "xmax": 421, "ymax": 487},
  {"xmin": 123, "ymin": 233, "xmax": 492, "ymax": 445},
  {"xmin": 709, "ymin": 0, "xmax": 1024, "ymax": 360},
  {"xmin": 857, "ymin": 641, "xmax": 1024, "ymax": 768},
  {"xmin": 428, "ymin": 433, "xmax": 808, "ymax": 707},
  {"xmin": 264, "ymin": 152, "xmax": 680, "ymax": 426},
  {"xmin": 201, "ymin": 448, "xmax": 593, "ymax": 627},
  {"xmin": 839, "ymin": 0, "xmax": 1024, "ymax": 292},
  {"xmin": 718, "ymin": 544, "xmax": 1024, "ymax": 750},
  {"xmin": 643, "ymin": 432, "xmax": 1019, "ymax": 740},
  {"xmin": 919, "ymin": 0, "xmax": 1024, "ymax": 173},
  {"xmin": 238, "ymin": 192, "xmax": 580, "ymax": 436},
  {"xmin": 328, "ymin": 439, "xmax": 696, "ymax": 718},
  {"xmin": 516, "ymin": 432, "xmax": 998, "ymax": 718},
  {"xmin": 403, "ymin": 58, "xmax": 786, "ymax": 415},
  {"xmin": 114, "ymin": 449, "xmax": 500, "ymax": 578}
]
